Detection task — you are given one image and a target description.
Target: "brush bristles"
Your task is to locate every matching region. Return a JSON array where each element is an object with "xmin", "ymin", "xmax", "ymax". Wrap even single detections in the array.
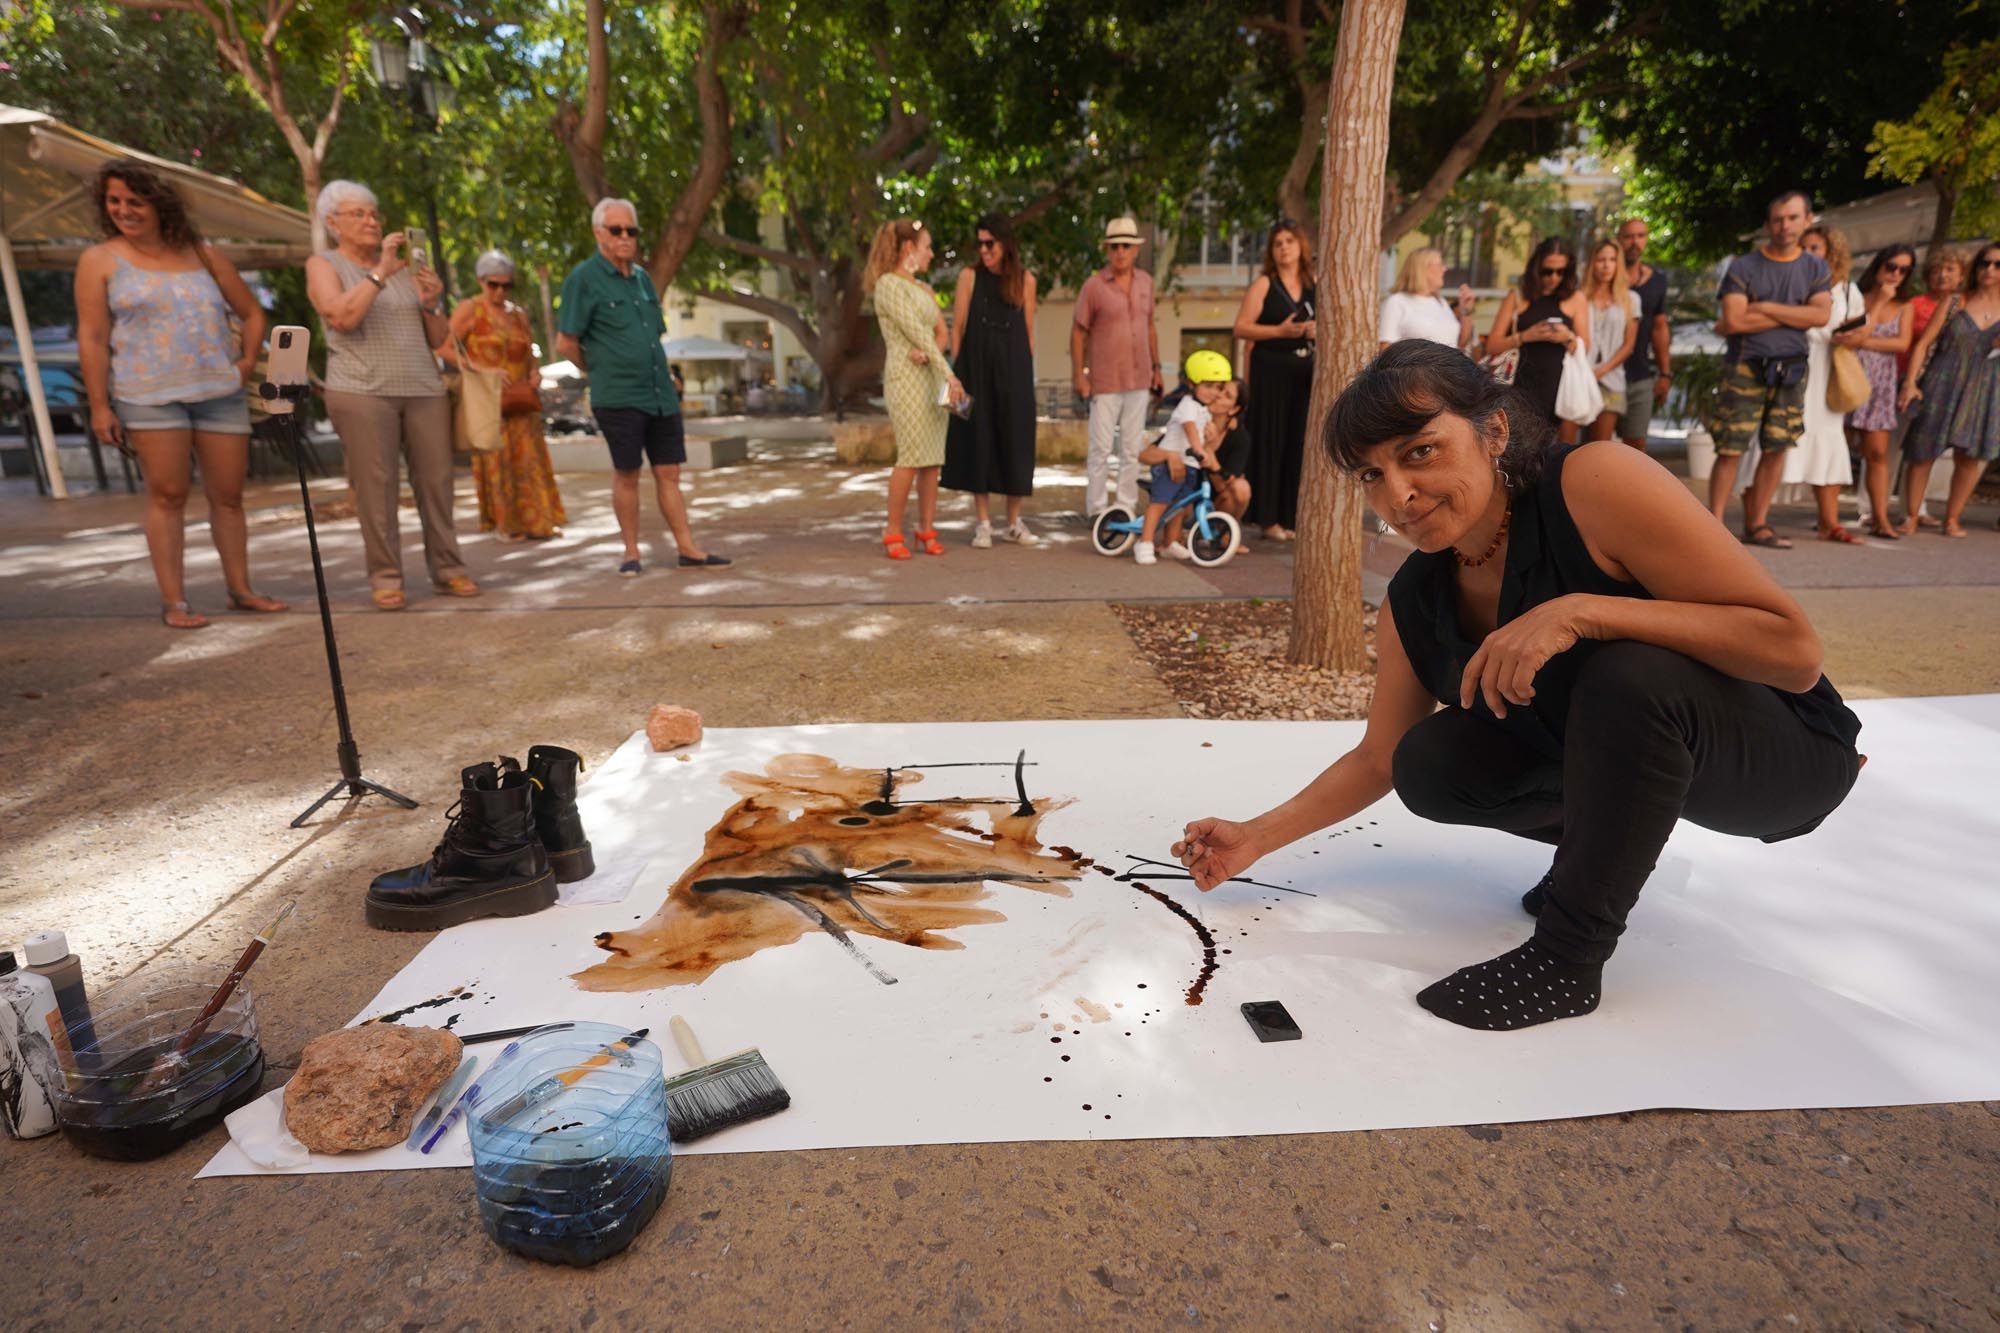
[{"xmin": 664, "ymin": 1049, "xmax": 790, "ymax": 1143}]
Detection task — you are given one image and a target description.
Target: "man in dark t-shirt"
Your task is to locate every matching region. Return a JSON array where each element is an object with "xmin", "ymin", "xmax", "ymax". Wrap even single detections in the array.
[
  {"xmin": 1708, "ymin": 190, "xmax": 1831, "ymax": 547},
  {"xmin": 1616, "ymin": 217, "xmax": 1671, "ymax": 450}
]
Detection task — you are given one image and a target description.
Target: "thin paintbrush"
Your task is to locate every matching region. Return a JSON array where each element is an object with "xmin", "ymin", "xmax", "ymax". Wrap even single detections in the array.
[
  {"xmin": 134, "ymin": 900, "xmax": 295, "ymax": 1094},
  {"xmin": 663, "ymin": 1016, "xmax": 790, "ymax": 1143},
  {"xmin": 405, "ymin": 1054, "xmax": 476, "ymax": 1151},
  {"xmin": 476, "ymin": 1029, "xmax": 650, "ymax": 1130},
  {"xmin": 422, "ymin": 1039, "xmax": 525, "ymax": 1155},
  {"xmin": 456, "ymin": 1022, "xmax": 574, "ymax": 1047}
]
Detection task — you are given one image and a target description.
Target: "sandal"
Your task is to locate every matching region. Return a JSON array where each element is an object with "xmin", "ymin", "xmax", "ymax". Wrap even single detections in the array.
[
  {"xmin": 1943, "ymin": 523, "xmax": 1969, "ymax": 539},
  {"xmin": 371, "ymin": 588, "xmax": 408, "ymax": 611},
  {"xmin": 1741, "ymin": 525, "xmax": 1792, "ymax": 549},
  {"xmin": 914, "ymin": 529, "xmax": 945, "ymax": 557},
  {"xmin": 1917, "ymin": 512, "xmax": 1942, "ymax": 529},
  {"xmin": 435, "ymin": 575, "xmax": 482, "ymax": 597},
  {"xmin": 227, "ymin": 589, "xmax": 290, "ymax": 613},
  {"xmin": 1867, "ymin": 525, "xmax": 1901, "ymax": 541},
  {"xmin": 1816, "ymin": 525, "xmax": 1861, "ymax": 545},
  {"xmin": 882, "ymin": 531, "xmax": 912, "ymax": 561},
  {"xmin": 161, "ymin": 601, "xmax": 208, "ymax": 630}
]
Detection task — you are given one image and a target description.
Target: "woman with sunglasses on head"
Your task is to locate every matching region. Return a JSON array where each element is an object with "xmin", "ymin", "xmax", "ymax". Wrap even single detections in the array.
[
  {"xmin": 1232, "ymin": 219, "xmax": 1317, "ymax": 540},
  {"xmin": 1830, "ymin": 241, "xmax": 1912, "ymax": 540},
  {"xmin": 1484, "ymin": 237, "xmax": 1589, "ymax": 440},
  {"xmin": 1899, "ymin": 241, "xmax": 2000, "ymax": 536},
  {"xmin": 74, "ymin": 159, "xmax": 285, "ymax": 629},
  {"xmin": 447, "ymin": 250, "xmax": 566, "ymax": 542},
  {"xmin": 943, "ymin": 214, "xmax": 1040, "ymax": 547}
]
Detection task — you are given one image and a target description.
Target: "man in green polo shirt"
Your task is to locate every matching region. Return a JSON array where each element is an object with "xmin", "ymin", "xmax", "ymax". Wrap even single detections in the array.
[{"xmin": 557, "ymin": 196, "xmax": 730, "ymax": 576}]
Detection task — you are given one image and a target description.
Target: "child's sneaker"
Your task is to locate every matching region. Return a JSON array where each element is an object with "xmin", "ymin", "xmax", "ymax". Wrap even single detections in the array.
[
  {"xmin": 1133, "ymin": 540, "xmax": 1158, "ymax": 566},
  {"xmin": 1164, "ymin": 541, "xmax": 1192, "ymax": 560},
  {"xmin": 971, "ymin": 522, "xmax": 993, "ymax": 549},
  {"xmin": 1003, "ymin": 522, "xmax": 1040, "ymax": 546}
]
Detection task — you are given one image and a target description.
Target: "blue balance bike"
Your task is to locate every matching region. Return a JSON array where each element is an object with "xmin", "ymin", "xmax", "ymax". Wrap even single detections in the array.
[{"xmin": 1090, "ymin": 466, "xmax": 1241, "ymax": 568}]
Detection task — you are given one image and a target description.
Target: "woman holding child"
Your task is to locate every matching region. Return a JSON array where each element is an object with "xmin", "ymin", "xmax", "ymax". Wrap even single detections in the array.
[
  {"xmin": 1176, "ymin": 340, "xmax": 1860, "ymax": 1031},
  {"xmin": 1132, "ymin": 351, "xmax": 1234, "ymax": 565}
]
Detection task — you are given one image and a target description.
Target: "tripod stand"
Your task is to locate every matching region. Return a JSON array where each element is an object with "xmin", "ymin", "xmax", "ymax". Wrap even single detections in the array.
[{"xmin": 263, "ymin": 382, "xmax": 419, "ymax": 828}]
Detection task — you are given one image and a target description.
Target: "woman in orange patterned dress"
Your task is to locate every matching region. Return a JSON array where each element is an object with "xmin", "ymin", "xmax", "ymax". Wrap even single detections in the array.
[{"xmin": 448, "ymin": 249, "xmax": 566, "ymax": 541}]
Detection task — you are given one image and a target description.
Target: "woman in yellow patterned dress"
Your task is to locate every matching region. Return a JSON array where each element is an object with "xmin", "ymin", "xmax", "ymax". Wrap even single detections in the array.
[
  {"xmin": 864, "ymin": 219, "xmax": 964, "ymax": 559},
  {"xmin": 448, "ymin": 249, "xmax": 566, "ymax": 541}
]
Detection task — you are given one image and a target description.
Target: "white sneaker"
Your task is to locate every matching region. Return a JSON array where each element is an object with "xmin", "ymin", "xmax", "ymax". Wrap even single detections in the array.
[
  {"xmin": 971, "ymin": 523, "xmax": 993, "ymax": 549},
  {"xmin": 1003, "ymin": 522, "xmax": 1040, "ymax": 546},
  {"xmin": 1164, "ymin": 541, "xmax": 1192, "ymax": 560},
  {"xmin": 1133, "ymin": 541, "xmax": 1158, "ymax": 566}
]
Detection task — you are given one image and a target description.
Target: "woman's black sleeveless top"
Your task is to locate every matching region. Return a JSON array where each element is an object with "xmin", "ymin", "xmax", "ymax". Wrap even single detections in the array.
[{"xmin": 1386, "ymin": 444, "xmax": 1863, "ymax": 759}]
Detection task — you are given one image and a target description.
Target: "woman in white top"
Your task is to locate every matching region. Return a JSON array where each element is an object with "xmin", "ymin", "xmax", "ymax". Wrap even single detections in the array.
[
  {"xmin": 1378, "ymin": 247, "xmax": 1474, "ymax": 352},
  {"xmin": 1581, "ymin": 239, "xmax": 1642, "ymax": 442}
]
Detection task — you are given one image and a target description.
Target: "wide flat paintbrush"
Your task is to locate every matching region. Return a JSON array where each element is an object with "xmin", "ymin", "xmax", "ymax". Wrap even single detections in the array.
[{"xmin": 663, "ymin": 1016, "xmax": 790, "ymax": 1143}]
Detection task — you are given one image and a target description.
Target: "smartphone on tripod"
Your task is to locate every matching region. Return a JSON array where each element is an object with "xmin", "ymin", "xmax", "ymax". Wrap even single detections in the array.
[{"xmin": 264, "ymin": 326, "xmax": 310, "ymax": 414}]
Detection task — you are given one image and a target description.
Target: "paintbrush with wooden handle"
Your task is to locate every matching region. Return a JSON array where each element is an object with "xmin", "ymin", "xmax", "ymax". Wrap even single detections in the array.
[{"xmin": 135, "ymin": 901, "xmax": 295, "ymax": 1093}]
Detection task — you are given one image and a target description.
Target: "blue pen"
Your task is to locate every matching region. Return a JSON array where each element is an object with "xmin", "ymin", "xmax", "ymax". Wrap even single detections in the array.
[
  {"xmin": 421, "ymin": 1041, "xmax": 520, "ymax": 1155},
  {"xmin": 405, "ymin": 1055, "xmax": 476, "ymax": 1151}
]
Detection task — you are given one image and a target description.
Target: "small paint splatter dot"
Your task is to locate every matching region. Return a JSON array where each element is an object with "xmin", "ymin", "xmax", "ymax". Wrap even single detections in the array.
[
  {"xmin": 1082, "ymin": 1104, "xmax": 1091, "ymax": 1111},
  {"xmin": 1050, "ymin": 1037, "xmax": 1061, "ymax": 1044},
  {"xmin": 1043, "ymin": 1077, "xmax": 1052, "ymax": 1083},
  {"xmin": 1061, "ymin": 1055, "xmax": 1071, "ymax": 1062}
]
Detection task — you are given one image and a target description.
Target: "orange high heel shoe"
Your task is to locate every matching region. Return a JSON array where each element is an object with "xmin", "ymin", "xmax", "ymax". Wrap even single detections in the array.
[
  {"xmin": 883, "ymin": 531, "xmax": 912, "ymax": 560},
  {"xmin": 914, "ymin": 529, "xmax": 945, "ymax": 556}
]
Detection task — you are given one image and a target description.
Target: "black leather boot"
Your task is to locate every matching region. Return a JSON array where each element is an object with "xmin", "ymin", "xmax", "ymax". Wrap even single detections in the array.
[
  {"xmin": 526, "ymin": 744, "xmax": 595, "ymax": 883},
  {"xmin": 366, "ymin": 761, "xmax": 557, "ymax": 931}
]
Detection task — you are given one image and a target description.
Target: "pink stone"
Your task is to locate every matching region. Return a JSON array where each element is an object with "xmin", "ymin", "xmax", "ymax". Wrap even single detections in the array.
[
  {"xmin": 282, "ymin": 1024, "xmax": 463, "ymax": 1153},
  {"xmin": 647, "ymin": 704, "xmax": 704, "ymax": 752}
]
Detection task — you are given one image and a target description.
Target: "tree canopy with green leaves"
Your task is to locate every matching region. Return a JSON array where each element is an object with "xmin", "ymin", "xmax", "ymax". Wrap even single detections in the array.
[{"xmin": 1868, "ymin": 37, "xmax": 2000, "ymax": 251}]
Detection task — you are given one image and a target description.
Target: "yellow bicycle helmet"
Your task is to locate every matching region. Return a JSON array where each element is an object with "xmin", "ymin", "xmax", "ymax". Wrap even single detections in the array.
[{"xmin": 1183, "ymin": 349, "xmax": 1233, "ymax": 385}]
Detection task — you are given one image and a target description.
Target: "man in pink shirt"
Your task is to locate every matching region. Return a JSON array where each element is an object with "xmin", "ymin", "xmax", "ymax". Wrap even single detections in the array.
[{"xmin": 1070, "ymin": 216, "xmax": 1163, "ymax": 516}]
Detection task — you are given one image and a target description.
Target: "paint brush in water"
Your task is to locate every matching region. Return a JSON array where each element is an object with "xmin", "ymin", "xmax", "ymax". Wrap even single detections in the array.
[
  {"xmin": 135, "ymin": 900, "xmax": 296, "ymax": 1094},
  {"xmin": 663, "ymin": 1016, "xmax": 790, "ymax": 1143},
  {"xmin": 476, "ymin": 1029, "xmax": 650, "ymax": 1131}
]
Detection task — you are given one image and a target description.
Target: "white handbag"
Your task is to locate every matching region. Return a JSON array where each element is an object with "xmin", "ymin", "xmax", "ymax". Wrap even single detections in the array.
[{"xmin": 1555, "ymin": 344, "xmax": 1605, "ymax": 425}]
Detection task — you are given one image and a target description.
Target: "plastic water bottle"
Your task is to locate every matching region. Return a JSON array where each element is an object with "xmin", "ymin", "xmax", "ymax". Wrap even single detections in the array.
[{"xmin": 1, "ymin": 949, "xmax": 61, "ymax": 1139}]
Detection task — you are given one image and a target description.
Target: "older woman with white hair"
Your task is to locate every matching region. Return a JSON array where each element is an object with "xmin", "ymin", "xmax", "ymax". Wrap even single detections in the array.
[
  {"xmin": 448, "ymin": 249, "xmax": 566, "ymax": 540},
  {"xmin": 304, "ymin": 179, "xmax": 477, "ymax": 609},
  {"xmin": 1379, "ymin": 246, "xmax": 1475, "ymax": 352}
]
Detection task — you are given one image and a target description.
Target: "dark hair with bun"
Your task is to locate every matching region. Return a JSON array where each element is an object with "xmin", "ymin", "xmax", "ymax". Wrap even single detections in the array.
[{"xmin": 1325, "ymin": 339, "xmax": 1551, "ymax": 497}]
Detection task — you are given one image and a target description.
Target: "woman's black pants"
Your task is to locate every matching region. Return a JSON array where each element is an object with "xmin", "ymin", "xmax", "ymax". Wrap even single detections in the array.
[{"xmin": 1391, "ymin": 641, "xmax": 1860, "ymax": 964}]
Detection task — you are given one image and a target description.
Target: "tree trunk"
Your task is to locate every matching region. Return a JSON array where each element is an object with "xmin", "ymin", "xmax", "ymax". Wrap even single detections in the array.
[
  {"xmin": 537, "ymin": 264, "xmax": 559, "ymax": 361},
  {"xmin": 1288, "ymin": 0, "xmax": 1406, "ymax": 671},
  {"xmin": 647, "ymin": 2, "xmax": 746, "ymax": 292},
  {"xmin": 1929, "ymin": 176, "xmax": 1960, "ymax": 254},
  {"xmin": 553, "ymin": 0, "xmax": 612, "ymax": 205},
  {"xmin": 301, "ymin": 159, "xmax": 326, "ymax": 252}
]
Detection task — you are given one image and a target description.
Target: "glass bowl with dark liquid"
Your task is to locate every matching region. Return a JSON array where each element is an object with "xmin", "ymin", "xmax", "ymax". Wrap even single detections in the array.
[{"xmin": 52, "ymin": 976, "xmax": 265, "ymax": 1161}]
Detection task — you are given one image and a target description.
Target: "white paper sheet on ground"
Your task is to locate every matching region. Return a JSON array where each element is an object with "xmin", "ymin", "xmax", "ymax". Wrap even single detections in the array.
[{"xmin": 199, "ymin": 700, "xmax": 2000, "ymax": 1179}]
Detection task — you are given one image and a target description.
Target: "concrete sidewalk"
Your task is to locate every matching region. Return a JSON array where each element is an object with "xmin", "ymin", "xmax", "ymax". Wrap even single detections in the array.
[{"xmin": 1, "ymin": 441, "xmax": 1996, "ymax": 1328}]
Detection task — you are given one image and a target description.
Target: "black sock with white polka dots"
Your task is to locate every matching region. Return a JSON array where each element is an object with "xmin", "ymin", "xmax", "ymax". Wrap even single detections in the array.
[
  {"xmin": 1415, "ymin": 937, "xmax": 1603, "ymax": 1031},
  {"xmin": 1520, "ymin": 869, "xmax": 1552, "ymax": 918}
]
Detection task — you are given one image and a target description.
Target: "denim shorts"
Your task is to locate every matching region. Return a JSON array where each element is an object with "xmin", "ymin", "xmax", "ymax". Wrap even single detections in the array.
[
  {"xmin": 113, "ymin": 390, "xmax": 252, "ymax": 436},
  {"xmin": 1147, "ymin": 460, "xmax": 1201, "ymax": 511}
]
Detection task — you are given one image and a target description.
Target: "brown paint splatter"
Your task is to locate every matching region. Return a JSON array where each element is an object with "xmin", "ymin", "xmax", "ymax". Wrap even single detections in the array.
[
  {"xmin": 1128, "ymin": 882, "xmax": 1219, "ymax": 1005},
  {"xmin": 575, "ymin": 754, "xmax": 1084, "ymax": 992}
]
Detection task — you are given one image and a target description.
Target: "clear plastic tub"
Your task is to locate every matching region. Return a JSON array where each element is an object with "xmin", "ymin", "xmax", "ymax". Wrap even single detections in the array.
[
  {"xmin": 467, "ymin": 1023, "xmax": 672, "ymax": 1265},
  {"xmin": 51, "ymin": 976, "xmax": 264, "ymax": 1161}
]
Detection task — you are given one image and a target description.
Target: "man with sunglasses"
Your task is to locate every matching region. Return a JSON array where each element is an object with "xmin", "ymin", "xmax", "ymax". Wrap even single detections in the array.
[
  {"xmin": 1070, "ymin": 216, "xmax": 1164, "ymax": 517},
  {"xmin": 1710, "ymin": 189, "xmax": 1832, "ymax": 548},
  {"xmin": 557, "ymin": 196, "xmax": 729, "ymax": 576}
]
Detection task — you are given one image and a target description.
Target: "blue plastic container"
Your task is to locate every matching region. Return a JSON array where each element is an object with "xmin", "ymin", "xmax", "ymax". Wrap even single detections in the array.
[{"xmin": 467, "ymin": 1022, "xmax": 672, "ymax": 1266}]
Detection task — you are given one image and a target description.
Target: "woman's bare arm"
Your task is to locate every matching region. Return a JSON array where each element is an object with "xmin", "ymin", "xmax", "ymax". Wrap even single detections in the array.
[
  {"xmin": 306, "ymin": 254, "xmax": 383, "ymax": 333},
  {"xmin": 1231, "ymin": 276, "xmax": 1284, "ymax": 342},
  {"xmin": 948, "ymin": 266, "xmax": 975, "ymax": 362},
  {"xmin": 1023, "ymin": 271, "xmax": 1037, "ymax": 357},
  {"xmin": 203, "ymin": 245, "xmax": 267, "ymax": 380}
]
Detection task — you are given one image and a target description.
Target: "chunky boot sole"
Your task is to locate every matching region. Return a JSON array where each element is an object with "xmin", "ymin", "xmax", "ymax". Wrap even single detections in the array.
[
  {"xmin": 547, "ymin": 842, "xmax": 596, "ymax": 884},
  {"xmin": 364, "ymin": 871, "xmax": 559, "ymax": 932}
]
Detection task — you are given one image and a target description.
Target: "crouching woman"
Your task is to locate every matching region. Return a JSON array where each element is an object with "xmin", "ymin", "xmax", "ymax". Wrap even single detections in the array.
[{"xmin": 1174, "ymin": 339, "xmax": 1861, "ymax": 1030}]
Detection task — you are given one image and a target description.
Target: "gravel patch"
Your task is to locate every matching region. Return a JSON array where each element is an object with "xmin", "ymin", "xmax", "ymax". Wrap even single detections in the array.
[{"xmin": 1112, "ymin": 599, "xmax": 1377, "ymax": 720}]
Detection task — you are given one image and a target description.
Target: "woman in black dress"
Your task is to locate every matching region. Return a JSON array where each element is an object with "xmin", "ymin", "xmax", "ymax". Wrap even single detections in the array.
[
  {"xmin": 1483, "ymin": 236, "xmax": 1590, "ymax": 441},
  {"xmin": 944, "ymin": 213, "xmax": 1040, "ymax": 547},
  {"xmin": 1232, "ymin": 220, "xmax": 1317, "ymax": 540},
  {"xmin": 1176, "ymin": 341, "xmax": 1860, "ymax": 1030}
]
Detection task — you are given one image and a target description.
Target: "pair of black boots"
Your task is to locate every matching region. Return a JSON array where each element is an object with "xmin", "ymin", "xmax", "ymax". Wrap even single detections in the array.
[{"xmin": 365, "ymin": 745, "xmax": 595, "ymax": 932}]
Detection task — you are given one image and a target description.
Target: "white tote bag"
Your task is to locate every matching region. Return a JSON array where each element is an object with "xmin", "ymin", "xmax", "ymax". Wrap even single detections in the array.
[{"xmin": 1555, "ymin": 344, "xmax": 1604, "ymax": 426}]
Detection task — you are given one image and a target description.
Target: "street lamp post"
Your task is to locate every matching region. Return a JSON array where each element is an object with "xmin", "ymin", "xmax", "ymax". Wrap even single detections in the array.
[{"xmin": 369, "ymin": 9, "xmax": 451, "ymax": 295}]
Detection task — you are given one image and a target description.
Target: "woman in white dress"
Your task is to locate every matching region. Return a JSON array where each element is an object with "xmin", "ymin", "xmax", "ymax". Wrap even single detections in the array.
[{"xmin": 1742, "ymin": 225, "xmax": 1861, "ymax": 541}]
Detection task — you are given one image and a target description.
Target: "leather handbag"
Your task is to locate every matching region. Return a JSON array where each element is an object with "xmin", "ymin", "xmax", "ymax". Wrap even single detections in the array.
[
  {"xmin": 1482, "ymin": 308, "xmax": 1519, "ymax": 384},
  {"xmin": 1827, "ymin": 345, "xmax": 1870, "ymax": 414},
  {"xmin": 500, "ymin": 379, "xmax": 543, "ymax": 417},
  {"xmin": 449, "ymin": 335, "xmax": 504, "ymax": 453}
]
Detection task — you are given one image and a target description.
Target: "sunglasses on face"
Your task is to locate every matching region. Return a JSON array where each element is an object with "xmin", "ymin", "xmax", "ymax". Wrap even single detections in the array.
[
  {"xmin": 483, "ymin": 279, "xmax": 514, "ymax": 290},
  {"xmin": 976, "ymin": 238, "xmax": 999, "ymax": 251},
  {"xmin": 1540, "ymin": 264, "xmax": 1569, "ymax": 277},
  {"xmin": 601, "ymin": 225, "xmax": 639, "ymax": 238},
  {"xmin": 1881, "ymin": 263, "xmax": 1911, "ymax": 275},
  {"xmin": 1978, "ymin": 257, "xmax": 2000, "ymax": 271},
  {"xmin": 1109, "ymin": 242, "xmax": 1138, "ymax": 251}
]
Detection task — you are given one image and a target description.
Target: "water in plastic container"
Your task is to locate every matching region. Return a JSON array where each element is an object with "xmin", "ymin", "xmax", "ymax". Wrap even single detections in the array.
[
  {"xmin": 52, "ymin": 976, "xmax": 265, "ymax": 1161},
  {"xmin": 467, "ymin": 1022, "xmax": 672, "ymax": 1266}
]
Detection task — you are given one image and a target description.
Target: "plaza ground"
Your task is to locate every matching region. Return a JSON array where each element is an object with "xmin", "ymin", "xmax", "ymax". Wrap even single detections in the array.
[{"xmin": 2, "ymin": 427, "xmax": 1997, "ymax": 1327}]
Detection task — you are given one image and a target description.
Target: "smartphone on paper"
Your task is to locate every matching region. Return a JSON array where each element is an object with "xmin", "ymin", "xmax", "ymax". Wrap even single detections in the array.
[
  {"xmin": 264, "ymin": 325, "xmax": 310, "ymax": 414},
  {"xmin": 1241, "ymin": 1000, "xmax": 1302, "ymax": 1043}
]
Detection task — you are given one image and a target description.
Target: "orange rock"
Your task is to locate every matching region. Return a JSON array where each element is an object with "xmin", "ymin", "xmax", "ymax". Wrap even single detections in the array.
[
  {"xmin": 647, "ymin": 704, "xmax": 704, "ymax": 752},
  {"xmin": 282, "ymin": 1024, "xmax": 462, "ymax": 1153}
]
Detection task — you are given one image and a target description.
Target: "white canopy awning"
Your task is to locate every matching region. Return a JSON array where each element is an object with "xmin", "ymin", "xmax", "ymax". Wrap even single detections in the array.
[
  {"xmin": 0, "ymin": 103, "xmax": 313, "ymax": 496},
  {"xmin": 662, "ymin": 333, "xmax": 772, "ymax": 363}
]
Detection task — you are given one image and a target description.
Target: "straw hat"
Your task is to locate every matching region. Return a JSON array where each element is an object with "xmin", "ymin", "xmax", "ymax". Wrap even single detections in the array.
[{"xmin": 1102, "ymin": 216, "xmax": 1142, "ymax": 246}]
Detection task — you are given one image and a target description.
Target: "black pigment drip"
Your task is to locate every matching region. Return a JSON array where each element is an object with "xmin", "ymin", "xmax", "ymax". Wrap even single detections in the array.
[
  {"xmin": 1127, "ymin": 881, "xmax": 1218, "ymax": 1005},
  {"xmin": 363, "ymin": 987, "xmax": 475, "ymax": 1026}
]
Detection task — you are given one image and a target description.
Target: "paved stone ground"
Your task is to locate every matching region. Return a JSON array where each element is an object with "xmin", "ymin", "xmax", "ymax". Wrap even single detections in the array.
[{"xmin": 2, "ymin": 432, "xmax": 1997, "ymax": 1328}]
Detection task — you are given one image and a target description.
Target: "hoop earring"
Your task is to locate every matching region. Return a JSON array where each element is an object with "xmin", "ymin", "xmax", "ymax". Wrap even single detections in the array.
[{"xmin": 1495, "ymin": 459, "xmax": 1512, "ymax": 490}]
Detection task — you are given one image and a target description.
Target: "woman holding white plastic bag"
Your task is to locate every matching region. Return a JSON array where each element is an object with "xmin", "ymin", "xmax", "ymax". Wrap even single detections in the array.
[{"xmin": 1485, "ymin": 237, "xmax": 1589, "ymax": 440}]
